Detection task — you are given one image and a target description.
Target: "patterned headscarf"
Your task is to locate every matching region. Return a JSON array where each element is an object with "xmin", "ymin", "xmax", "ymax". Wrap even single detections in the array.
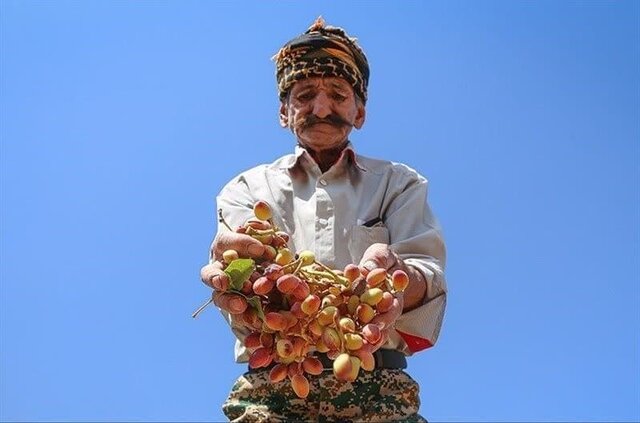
[{"xmin": 273, "ymin": 17, "xmax": 370, "ymax": 103}]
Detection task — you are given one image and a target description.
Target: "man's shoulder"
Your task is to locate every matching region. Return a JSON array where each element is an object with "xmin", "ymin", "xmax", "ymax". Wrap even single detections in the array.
[
  {"xmin": 355, "ymin": 153, "xmax": 427, "ymax": 183},
  {"xmin": 230, "ymin": 153, "xmax": 296, "ymax": 179},
  {"xmin": 216, "ymin": 153, "xmax": 294, "ymax": 197}
]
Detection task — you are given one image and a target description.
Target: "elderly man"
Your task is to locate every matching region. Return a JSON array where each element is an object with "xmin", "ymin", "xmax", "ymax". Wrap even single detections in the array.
[{"xmin": 201, "ymin": 17, "xmax": 446, "ymax": 422}]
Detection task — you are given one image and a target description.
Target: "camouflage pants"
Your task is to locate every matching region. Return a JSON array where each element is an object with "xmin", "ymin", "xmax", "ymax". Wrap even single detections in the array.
[{"xmin": 222, "ymin": 368, "xmax": 427, "ymax": 422}]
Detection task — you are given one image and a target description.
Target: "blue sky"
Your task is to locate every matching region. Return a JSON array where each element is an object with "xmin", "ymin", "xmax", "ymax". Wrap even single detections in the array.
[{"xmin": 1, "ymin": 1, "xmax": 638, "ymax": 421}]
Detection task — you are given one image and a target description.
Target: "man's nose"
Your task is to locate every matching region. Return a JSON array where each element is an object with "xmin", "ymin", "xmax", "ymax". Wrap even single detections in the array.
[{"xmin": 311, "ymin": 92, "xmax": 332, "ymax": 119}]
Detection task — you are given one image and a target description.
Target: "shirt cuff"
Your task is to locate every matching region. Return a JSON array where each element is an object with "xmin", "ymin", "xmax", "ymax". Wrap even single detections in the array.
[
  {"xmin": 395, "ymin": 292, "xmax": 446, "ymax": 353},
  {"xmin": 394, "ymin": 257, "xmax": 447, "ymax": 354}
]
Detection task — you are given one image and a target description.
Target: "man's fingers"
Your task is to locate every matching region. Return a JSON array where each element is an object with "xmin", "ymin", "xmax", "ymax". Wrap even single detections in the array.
[
  {"xmin": 387, "ymin": 261, "xmax": 406, "ymax": 276},
  {"xmin": 361, "ymin": 260, "xmax": 378, "ymax": 272},
  {"xmin": 200, "ymin": 262, "xmax": 230, "ymax": 290},
  {"xmin": 214, "ymin": 232, "xmax": 265, "ymax": 259},
  {"xmin": 371, "ymin": 328, "xmax": 391, "ymax": 352},
  {"xmin": 359, "ymin": 243, "xmax": 397, "ymax": 270},
  {"xmin": 371, "ymin": 296, "xmax": 403, "ymax": 329},
  {"xmin": 200, "ymin": 263, "xmax": 219, "ymax": 286},
  {"xmin": 205, "ymin": 231, "xmax": 266, "ymax": 291},
  {"xmin": 211, "ymin": 274, "xmax": 230, "ymax": 291}
]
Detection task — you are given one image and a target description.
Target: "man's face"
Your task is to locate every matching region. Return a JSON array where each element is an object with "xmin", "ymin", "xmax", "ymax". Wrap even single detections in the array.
[{"xmin": 280, "ymin": 77, "xmax": 366, "ymax": 153}]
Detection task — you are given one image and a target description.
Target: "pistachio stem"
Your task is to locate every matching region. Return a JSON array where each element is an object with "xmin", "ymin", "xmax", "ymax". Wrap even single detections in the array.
[
  {"xmin": 292, "ymin": 259, "xmax": 305, "ymax": 275},
  {"xmin": 299, "ymin": 270, "xmax": 331, "ymax": 286},
  {"xmin": 282, "ymin": 257, "xmax": 303, "ymax": 273},
  {"xmin": 305, "ymin": 279, "xmax": 330, "ymax": 287},
  {"xmin": 191, "ymin": 297, "xmax": 214, "ymax": 318},
  {"xmin": 315, "ymin": 262, "xmax": 346, "ymax": 285},
  {"xmin": 303, "ymin": 269, "xmax": 331, "ymax": 278},
  {"xmin": 384, "ymin": 278, "xmax": 393, "ymax": 293}
]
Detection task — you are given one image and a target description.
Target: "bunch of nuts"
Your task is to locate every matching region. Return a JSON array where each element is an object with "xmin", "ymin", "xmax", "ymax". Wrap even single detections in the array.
[{"xmin": 195, "ymin": 201, "xmax": 408, "ymax": 398}]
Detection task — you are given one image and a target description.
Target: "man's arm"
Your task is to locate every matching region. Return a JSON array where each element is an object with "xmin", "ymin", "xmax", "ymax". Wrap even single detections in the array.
[{"xmin": 360, "ymin": 168, "xmax": 447, "ymax": 353}]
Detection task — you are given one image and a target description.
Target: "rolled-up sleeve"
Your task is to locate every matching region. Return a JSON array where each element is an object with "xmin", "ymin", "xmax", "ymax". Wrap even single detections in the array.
[{"xmin": 383, "ymin": 168, "xmax": 447, "ymax": 354}]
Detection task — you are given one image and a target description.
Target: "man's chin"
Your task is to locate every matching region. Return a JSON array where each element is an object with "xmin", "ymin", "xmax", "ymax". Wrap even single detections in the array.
[{"xmin": 298, "ymin": 138, "xmax": 349, "ymax": 153}]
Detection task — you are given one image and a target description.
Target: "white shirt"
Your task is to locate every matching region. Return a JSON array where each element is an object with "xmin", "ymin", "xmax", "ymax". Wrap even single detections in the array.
[{"xmin": 213, "ymin": 143, "xmax": 447, "ymax": 362}]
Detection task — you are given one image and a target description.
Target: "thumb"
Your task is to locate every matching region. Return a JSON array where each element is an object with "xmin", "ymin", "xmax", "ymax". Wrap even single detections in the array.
[
  {"xmin": 215, "ymin": 232, "xmax": 265, "ymax": 259},
  {"xmin": 361, "ymin": 259, "xmax": 378, "ymax": 272},
  {"xmin": 359, "ymin": 243, "xmax": 396, "ymax": 270}
]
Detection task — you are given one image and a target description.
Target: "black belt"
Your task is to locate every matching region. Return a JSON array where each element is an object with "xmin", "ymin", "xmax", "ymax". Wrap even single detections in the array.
[
  {"xmin": 315, "ymin": 350, "xmax": 406, "ymax": 370},
  {"xmin": 248, "ymin": 349, "xmax": 406, "ymax": 373}
]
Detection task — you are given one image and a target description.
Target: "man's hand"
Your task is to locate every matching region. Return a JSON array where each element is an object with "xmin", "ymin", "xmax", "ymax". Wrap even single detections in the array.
[
  {"xmin": 201, "ymin": 232, "xmax": 266, "ymax": 290},
  {"xmin": 212, "ymin": 231, "xmax": 266, "ymax": 261},
  {"xmin": 359, "ymin": 243, "xmax": 427, "ymax": 313}
]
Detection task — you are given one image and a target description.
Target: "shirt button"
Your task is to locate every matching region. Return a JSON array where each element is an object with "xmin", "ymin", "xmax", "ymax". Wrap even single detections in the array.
[{"xmin": 319, "ymin": 179, "xmax": 327, "ymax": 186}]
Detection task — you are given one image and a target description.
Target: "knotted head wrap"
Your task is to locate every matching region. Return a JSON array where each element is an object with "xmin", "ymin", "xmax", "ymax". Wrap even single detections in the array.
[{"xmin": 273, "ymin": 17, "xmax": 370, "ymax": 103}]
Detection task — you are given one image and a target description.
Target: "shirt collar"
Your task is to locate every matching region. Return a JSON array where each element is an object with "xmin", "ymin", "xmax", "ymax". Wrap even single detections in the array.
[{"xmin": 281, "ymin": 141, "xmax": 367, "ymax": 172}]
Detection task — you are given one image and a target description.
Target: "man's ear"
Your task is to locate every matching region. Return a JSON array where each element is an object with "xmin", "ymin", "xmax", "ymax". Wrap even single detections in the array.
[
  {"xmin": 353, "ymin": 101, "xmax": 366, "ymax": 129},
  {"xmin": 279, "ymin": 102, "xmax": 289, "ymax": 128}
]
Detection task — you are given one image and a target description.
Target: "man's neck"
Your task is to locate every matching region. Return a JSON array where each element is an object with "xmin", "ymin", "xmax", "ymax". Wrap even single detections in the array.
[{"xmin": 300, "ymin": 142, "xmax": 349, "ymax": 173}]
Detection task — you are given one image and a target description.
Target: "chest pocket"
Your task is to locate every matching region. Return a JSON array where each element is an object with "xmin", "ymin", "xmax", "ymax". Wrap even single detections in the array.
[{"xmin": 348, "ymin": 224, "xmax": 390, "ymax": 264}]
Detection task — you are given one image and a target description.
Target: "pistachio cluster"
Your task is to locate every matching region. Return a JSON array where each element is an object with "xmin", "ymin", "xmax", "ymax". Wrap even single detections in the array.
[{"xmin": 195, "ymin": 201, "xmax": 407, "ymax": 398}]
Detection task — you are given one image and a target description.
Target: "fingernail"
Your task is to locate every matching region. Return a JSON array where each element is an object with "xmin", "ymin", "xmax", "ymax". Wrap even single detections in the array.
[
  {"xmin": 248, "ymin": 243, "xmax": 264, "ymax": 257},
  {"xmin": 210, "ymin": 276, "xmax": 221, "ymax": 290},
  {"xmin": 363, "ymin": 261, "xmax": 377, "ymax": 271}
]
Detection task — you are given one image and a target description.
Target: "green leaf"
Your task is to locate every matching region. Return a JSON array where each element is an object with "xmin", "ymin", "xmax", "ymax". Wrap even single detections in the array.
[
  {"xmin": 246, "ymin": 296, "xmax": 265, "ymax": 321},
  {"xmin": 224, "ymin": 258, "xmax": 255, "ymax": 291}
]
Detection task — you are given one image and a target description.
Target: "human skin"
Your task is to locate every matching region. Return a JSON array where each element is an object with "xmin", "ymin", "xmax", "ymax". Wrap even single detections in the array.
[
  {"xmin": 201, "ymin": 76, "xmax": 427, "ymax": 320},
  {"xmin": 359, "ymin": 243, "xmax": 428, "ymax": 316},
  {"xmin": 278, "ymin": 77, "xmax": 365, "ymax": 172}
]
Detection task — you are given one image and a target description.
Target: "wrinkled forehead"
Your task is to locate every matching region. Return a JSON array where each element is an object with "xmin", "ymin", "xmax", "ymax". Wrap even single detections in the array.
[{"xmin": 289, "ymin": 76, "xmax": 355, "ymax": 94}]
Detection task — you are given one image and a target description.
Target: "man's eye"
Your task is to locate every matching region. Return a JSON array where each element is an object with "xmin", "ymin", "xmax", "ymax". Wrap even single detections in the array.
[
  {"xmin": 332, "ymin": 93, "xmax": 347, "ymax": 102},
  {"xmin": 297, "ymin": 92, "xmax": 314, "ymax": 101}
]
